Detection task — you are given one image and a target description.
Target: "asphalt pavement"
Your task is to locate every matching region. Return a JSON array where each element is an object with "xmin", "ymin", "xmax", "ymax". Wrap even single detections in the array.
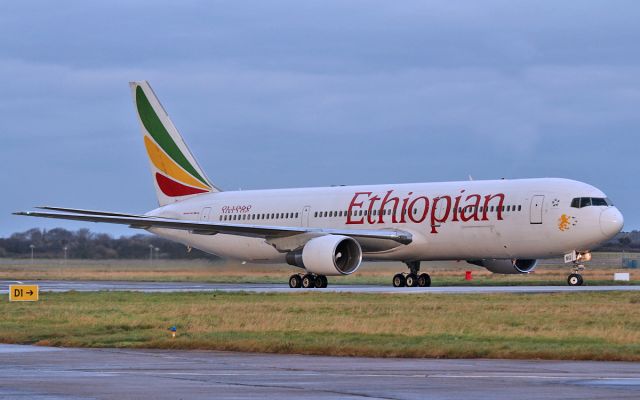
[{"xmin": 1, "ymin": 344, "xmax": 639, "ymax": 399}]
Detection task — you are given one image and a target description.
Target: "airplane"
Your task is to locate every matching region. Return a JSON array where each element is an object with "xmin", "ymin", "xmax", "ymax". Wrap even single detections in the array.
[{"xmin": 15, "ymin": 81, "xmax": 624, "ymax": 288}]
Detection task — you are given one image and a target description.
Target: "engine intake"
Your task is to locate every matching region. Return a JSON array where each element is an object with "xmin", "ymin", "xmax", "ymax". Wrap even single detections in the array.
[
  {"xmin": 286, "ymin": 235, "xmax": 362, "ymax": 276},
  {"xmin": 467, "ymin": 259, "xmax": 537, "ymax": 274}
]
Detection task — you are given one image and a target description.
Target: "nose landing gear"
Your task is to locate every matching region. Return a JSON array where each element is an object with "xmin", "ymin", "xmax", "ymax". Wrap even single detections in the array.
[
  {"xmin": 565, "ymin": 251, "xmax": 590, "ymax": 286},
  {"xmin": 392, "ymin": 261, "xmax": 431, "ymax": 288}
]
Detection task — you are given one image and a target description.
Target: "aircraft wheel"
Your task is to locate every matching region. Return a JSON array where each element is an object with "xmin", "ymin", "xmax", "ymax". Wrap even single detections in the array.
[
  {"xmin": 302, "ymin": 274, "xmax": 316, "ymax": 288},
  {"xmin": 567, "ymin": 273, "xmax": 583, "ymax": 286},
  {"xmin": 417, "ymin": 273, "xmax": 431, "ymax": 287},
  {"xmin": 289, "ymin": 274, "xmax": 302, "ymax": 288},
  {"xmin": 317, "ymin": 275, "xmax": 328, "ymax": 288},
  {"xmin": 393, "ymin": 273, "xmax": 406, "ymax": 287},
  {"xmin": 406, "ymin": 273, "xmax": 418, "ymax": 287}
]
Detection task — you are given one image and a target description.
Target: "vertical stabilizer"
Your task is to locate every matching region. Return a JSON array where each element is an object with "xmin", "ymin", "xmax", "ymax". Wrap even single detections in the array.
[{"xmin": 130, "ymin": 81, "xmax": 220, "ymax": 206}]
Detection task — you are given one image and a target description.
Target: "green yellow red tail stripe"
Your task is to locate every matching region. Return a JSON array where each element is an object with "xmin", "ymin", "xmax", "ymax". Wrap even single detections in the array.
[
  {"xmin": 143, "ymin": 136, "xmax": 210, "ymax": 191},
  {"xmin": 135, "ymin": 86, "xmax": 210, "ymax": 189},
  {"xmin": 131, "ymin": 81, "xmax": 217, "ymax": 202}
]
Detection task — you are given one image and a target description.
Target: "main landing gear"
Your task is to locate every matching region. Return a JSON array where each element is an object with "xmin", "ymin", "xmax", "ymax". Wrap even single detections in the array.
[
  {"xmin": 288, "ymin": 273, "xmax": 328, "ymax": 289},
  {"xmin": 392, "ymin": 261, "xmax": 431, "ymax": 288}
]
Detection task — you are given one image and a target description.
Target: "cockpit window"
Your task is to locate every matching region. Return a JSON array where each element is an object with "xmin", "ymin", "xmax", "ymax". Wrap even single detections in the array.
[{"xmin": 571, "ymin": 197, "xmax": 612, "ymax": 208}]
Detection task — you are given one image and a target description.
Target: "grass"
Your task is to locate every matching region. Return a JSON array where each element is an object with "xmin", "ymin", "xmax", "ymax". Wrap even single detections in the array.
[
  {"xmin": 1, "ymin": 291, "xmax": 640, "ymax": 361},
  {"xmin": 0, "ymin": 252, "xmax": 638, "ymax": 286}
]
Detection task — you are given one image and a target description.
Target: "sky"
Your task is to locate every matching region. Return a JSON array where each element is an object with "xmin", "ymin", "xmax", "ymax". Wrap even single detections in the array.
[{"xmin": 1, "ymin": 1, "xmax": 639, "ymax": 237}]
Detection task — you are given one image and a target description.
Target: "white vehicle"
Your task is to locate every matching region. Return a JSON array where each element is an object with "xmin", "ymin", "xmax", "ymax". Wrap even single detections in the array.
[{"xmin": 16, "ymin": 82, "xmax": 624, "ymax": 288}]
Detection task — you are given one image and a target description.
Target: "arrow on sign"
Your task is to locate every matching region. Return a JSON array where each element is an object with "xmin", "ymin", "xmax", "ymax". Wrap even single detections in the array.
[{"xmin": 27, "ymin": 290, "xmax": 33, "ymax": 295}]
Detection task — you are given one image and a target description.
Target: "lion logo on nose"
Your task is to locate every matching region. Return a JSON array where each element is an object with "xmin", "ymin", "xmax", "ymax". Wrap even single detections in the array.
[{"xmin": 558, "ymin": 214, "xmax": 577, "ymax": 231}]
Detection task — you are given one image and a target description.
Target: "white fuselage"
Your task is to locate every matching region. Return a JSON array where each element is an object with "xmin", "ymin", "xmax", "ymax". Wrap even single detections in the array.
[{"xmin": 147, "ymin": 178, "xmax": 623, "ymax": 263}]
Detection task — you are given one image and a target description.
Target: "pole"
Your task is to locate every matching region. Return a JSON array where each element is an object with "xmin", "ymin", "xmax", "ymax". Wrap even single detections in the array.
[{"xmin": 29, "ymin": 244, "xmax": 34, "ymax": 265}]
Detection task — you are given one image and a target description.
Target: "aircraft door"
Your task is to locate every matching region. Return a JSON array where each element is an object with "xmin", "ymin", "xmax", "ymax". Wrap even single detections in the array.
[
  {"xmin": 301, "ymin": 206, "xmax": 311, "ymax": 227},
  {"xmin": 201, "ymin": 207, "xmax": 212, "ymax": 221},
  {"xmin": 529, "ymin": 195, "xmax": 544, "ymax": 224}
]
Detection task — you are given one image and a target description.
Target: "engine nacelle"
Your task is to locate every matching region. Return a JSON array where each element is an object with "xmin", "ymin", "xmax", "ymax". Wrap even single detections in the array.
[
  {"xmin": 285, "ymin": 235, "xmax": 362, "ymax": 276},
  {"xmin": 467, "ymin": 259, "xmax": 538, "ymax": 274}
]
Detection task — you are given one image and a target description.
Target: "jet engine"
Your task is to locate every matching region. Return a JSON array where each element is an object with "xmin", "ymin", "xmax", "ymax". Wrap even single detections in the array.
[
  {"xmin": 285, "ymin": 235, "xmax": 362, "ymax": 276},
  {"xmin": 467, "ymin": 259, "xmax": 538, "ymax": 274}
]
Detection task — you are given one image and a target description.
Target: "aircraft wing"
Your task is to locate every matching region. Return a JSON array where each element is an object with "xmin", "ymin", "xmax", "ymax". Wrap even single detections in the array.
[{"xmin": 14, "ymin": 209, "xmax": 413, "ymax": 245}]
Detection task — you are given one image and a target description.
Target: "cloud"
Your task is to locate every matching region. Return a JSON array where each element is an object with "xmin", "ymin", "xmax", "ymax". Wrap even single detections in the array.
[{"xmin": 1, "ymin": 1, "xmax": 639, "ymax": 235}]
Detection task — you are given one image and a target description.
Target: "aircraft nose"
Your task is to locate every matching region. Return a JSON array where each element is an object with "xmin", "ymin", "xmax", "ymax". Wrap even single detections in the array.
[{"xmin": 600, "ymin": 207, "xmax": 624, "ymax": 238}]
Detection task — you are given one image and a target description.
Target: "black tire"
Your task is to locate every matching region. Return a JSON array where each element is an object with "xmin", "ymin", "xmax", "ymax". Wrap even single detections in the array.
[
  {"xmin": 406, "ymin": 273, "xmax": 418, "ymax": 287},
  {"xmin": 392, "ymin": 273, "xmax": 406, "ymax": 287},
  {"xmin": 289, "ymin": 274, "xmax": 302, "ymax": 288},
  {"xmin": 302, "ymin": 274, "xmax": 316, "ymax": 288},
  {"xmin": 417, "ymin": 273, "xmax": 431, "ymax": 287},
  {"xmin": 567, "ymin": 273, "xmax": 583, "ymax": 286},
  {"xmin": 314, "ymin": 275, "xmax": 328, "ymax": 288}
]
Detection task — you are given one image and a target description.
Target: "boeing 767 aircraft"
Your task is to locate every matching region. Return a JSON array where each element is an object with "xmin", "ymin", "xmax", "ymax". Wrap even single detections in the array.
[{"xmin": 16, "ymin": 82, "xmax": 624, "ymax": 288}]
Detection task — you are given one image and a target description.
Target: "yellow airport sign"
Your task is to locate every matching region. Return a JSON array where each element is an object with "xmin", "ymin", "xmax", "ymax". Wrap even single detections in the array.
[{"xmin": 9, "ymin": 285, "xmax": 39, "ymax": 302}]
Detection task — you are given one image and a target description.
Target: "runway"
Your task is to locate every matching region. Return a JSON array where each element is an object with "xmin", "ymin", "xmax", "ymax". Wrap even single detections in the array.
[
  {"xmin": 1, "ymin": 280, "xmax": 640, "ymax": 294},
  {"xmin": 1, "ymin": 344, "xmax": 639, "ymax": 400}
]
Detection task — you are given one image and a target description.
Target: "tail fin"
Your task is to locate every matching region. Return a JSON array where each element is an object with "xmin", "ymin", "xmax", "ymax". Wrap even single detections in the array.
[{"xmin": 130, "ymin": 81, "xmax": 220, "ymax": 206}]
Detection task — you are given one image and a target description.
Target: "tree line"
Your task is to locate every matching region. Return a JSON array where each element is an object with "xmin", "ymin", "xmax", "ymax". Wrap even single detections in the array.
[
  {"xmin": 597, "ymin": 230, "xmax": 640, "ymax": 252},
  {"xmin": 0, "ymin": 228, "xmax": 219, "ymax": 260}
]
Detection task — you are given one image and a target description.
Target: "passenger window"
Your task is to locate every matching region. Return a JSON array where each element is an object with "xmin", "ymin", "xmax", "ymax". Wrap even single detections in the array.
[{"xmin": 518, "ymin": 205, "xmax": 521, "ymax": 211}]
